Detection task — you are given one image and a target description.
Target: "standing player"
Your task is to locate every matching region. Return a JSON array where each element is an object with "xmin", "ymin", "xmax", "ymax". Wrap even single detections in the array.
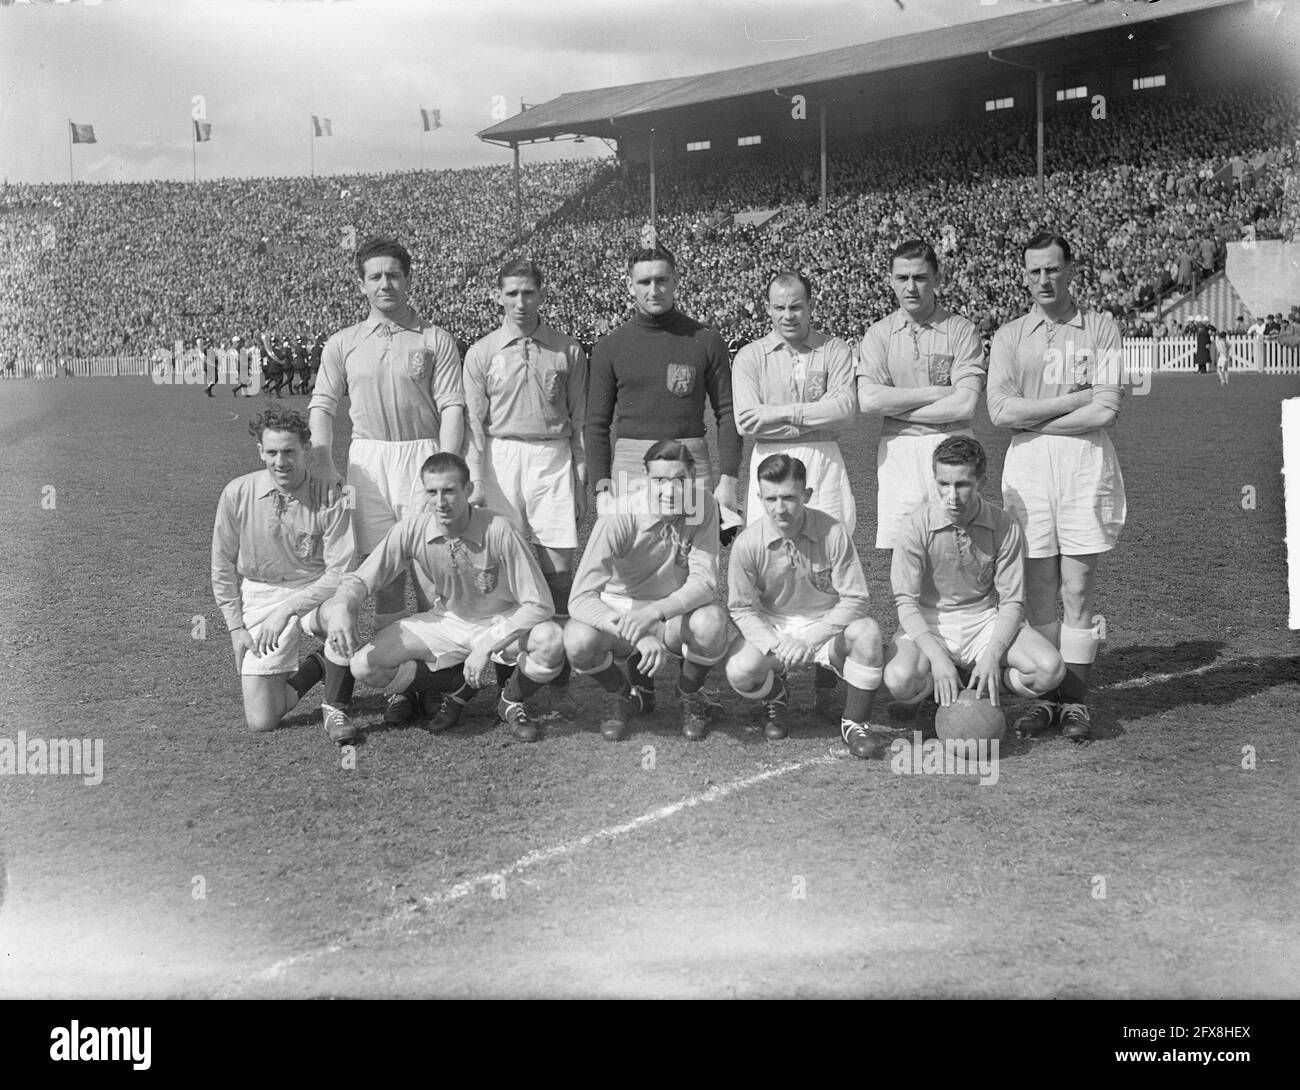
[
  {"xmin": 211, "ymin": 406, "xmax": 358, "ymax": 743},
  {"xmin": 586, "ymin": 243, "xmax": 740, "ymax": 516},
  {"xmin": 857, "ymin": 240, "xmax": 986, "ymax": 550},
  {"xmin": 987, "ymin": 231, "xmax": 1125, "ymax": 741},
  {"xmin": 1215, "ymin": 328, "xmax": 1231, "ymax": 387},
  {"xmin": 464, "ymin": 258, "xmax": 587, "ymax": 715},
  {"xmin": 260, "ymin": 333, "xmax": 288, "ymax": 398},
  {"xmin": 565, "ymin": 440, "xmax": 730, "ymax": 741},
  {"xmin": 321, "ymin": 453, "xmax": 563, "ymax": 742},
  {"xmin": 732, "ymin": 272, "xmax": 857, "ymax": 531},
  {"xmin": 726, "ymin": 455, "xmax": 887, "ymax": 757},
  {"xmin": 308, "ymin": 236, "xmax": 465, "ymax": 725},
  {"xmin": 884, "ymin": 436, "xmax": 1065, "ymax": 724}
]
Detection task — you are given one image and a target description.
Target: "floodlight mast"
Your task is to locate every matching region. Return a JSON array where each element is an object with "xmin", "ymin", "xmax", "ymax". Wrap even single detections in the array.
[{"xmin": 987, "ymin": 50, "xmax": 1045, "ymax": 205}]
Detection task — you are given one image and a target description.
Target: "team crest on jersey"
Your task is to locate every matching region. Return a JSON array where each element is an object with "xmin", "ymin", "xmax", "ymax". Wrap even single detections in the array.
[
  {"xmin": 293, "ymin": 531, "xmax": 322, "ymax": 561},
  {"xmin": 809, "ymin": 567, "xmax": 834, "ymax": 594},
  {"xmin": 407, "ymin": 347, "xmax": 434, "ymax": 380},
  {"xmin": 666, "ymin": 363, "xmax": 696, "ymax": 397},
  {"xmin": 804, "ymin": 369, "xmax": 828, "ymax": 400},
  {"xmin": 673, "ymin": 538, "xmax": 692, "ymax": 568},
  {"xmin": 1072, "ymin": 350, "xmax": 1093, "ymax": 386},
  {"xmin": 542, "ymin": 370, "xmax": 564, "ymax": 403},
  {"xmin": 472, "ymin": 564, "xmax": 499, "ymax": 594},
  {"xmin": 927, "ymin": 354, "xmax": 954, "ymax": 386}
]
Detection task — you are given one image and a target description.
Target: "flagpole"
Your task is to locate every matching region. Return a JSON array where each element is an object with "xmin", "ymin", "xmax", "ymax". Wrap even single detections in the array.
[
  {"xmin": 192, "ymin": 123, "xmax": 197, "ymax": 183},
  {"xmin": 68, "ymin": 120, "xmax": 74, "ymax": 184},
  {"xmin": 310, "ymin": 116, "xmax": 315, "ymax": 179}
]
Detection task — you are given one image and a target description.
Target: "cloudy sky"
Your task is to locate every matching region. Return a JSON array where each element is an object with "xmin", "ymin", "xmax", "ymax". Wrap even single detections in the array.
[{"xmin": 3, "ymin": 0, "xmax": 1058, "ymax": 184}]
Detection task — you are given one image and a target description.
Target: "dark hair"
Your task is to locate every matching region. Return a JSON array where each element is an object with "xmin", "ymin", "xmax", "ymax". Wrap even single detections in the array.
[
  {"xmin": 626, "ymin": 243, "xmax": 676, "ymax": 273},
  {"xmin": 250, "ymin": 405, "xmax": 310, "ymax": 445},
  {"xmin": 756, "ymin": 453, "xmax": 807, "ymax": 486},
  {"xmin": 933, "ymin": 435, "xmax": 987, "ymax": 478},
  {"xmin": 1023, "ymin": 231, "xmax": 1073, "ymax": 265},
  {"xmin": 419, "ymin": 452, "xmax": 471, "ymax": 486},
  {"xmin": 766, "ymin": 270, "xmax": 814, "ymax": 303},
  {"xmin": 497, "ymin": 257, "xmax": 544, "ymax": 289},
  {"xmin": 642, "ymin": 438, "xmax": 696, "ymax": 473},
  {"xmin": 355, "ymin": 237, "xmax": 412, "ymax": 279},
  {"xmin": 890, "ymin": 239, "xmax": 940, "ymax": 275}
]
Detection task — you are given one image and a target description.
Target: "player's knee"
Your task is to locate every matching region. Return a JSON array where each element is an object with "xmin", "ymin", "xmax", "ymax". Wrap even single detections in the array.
[
  {"xmin": 844, "ymin": 617, "xmax": 883, "ymax": 661},
  {"xmin": 686, "ymin": 603, "xmax": 729, "ymax": 655},
  {"xmin": 349, "ymin": 644, "xmax": 383, "ymax": 685},
  {"xmin": 245, "ymin": 711, "xmax": 280, "ymax": 733},
  {"xmin": 884, "ymin": 658, "xmax": 924, "ymax": 700},
  {"xmin": 527, "ymin": 621, "xmax": 565, "ymax": 667},
  {"xmin": 563, "ymin": 620, "xmax": 603, "ymax": 666},
  {"xmin": 724, "ymin": 644, "xmax": 764, "ymax": 690},
  {"xmin": 1038, "ymin": 649, "xmax": 1067, "ymax": 689}
]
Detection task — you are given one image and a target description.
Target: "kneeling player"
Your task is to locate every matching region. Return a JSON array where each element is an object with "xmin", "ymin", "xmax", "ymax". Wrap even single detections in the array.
[
  {"xmin": 726, "ymin": 455, "xmax": 886, "ymax": 757},
  {"xmin": 884, "ymin": 436, "xmax": 1065, "ymax": 727},
  {"xmin": 321, "ymin": 453, "xmax": 563, "ymax": 742},
  {"xmin": 565, "ymin": 440, "xmax": 730, "ymax": 741},
  {"xmin": 211, "ymin": 406, "xmax": 358, "ymax": 743}
]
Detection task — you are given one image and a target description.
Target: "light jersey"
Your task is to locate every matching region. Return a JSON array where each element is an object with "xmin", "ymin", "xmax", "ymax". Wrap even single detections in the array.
[
  {"xmin": 462, "ymin": 322, "xmax": 588, "ymax": 485},
  {"xmin": 987, "ymin": 305, "xmax": 1123, "ymax": 432},
  {"xmin": 727, "ymin": 507, "xmax": 869, "ymax": 652},
  {"xmin": 890, "ymin": 496, "xmax": 1026, "ymax": 639},
  {"xmin": 309, "ymin": 313, "xmax": 464, "ymax": 442},
  {"xmin": 857, "ymin": 305, "xmax": 986, "ymax": 437},
  {"xmin": 211, "ymin": 469, "xmax": 356, "ymax": 632},
  {"xmin": 335, "ymin": 506, "xmax": 553, "ymax": 631},
  {"xmin": 568, "ymin": 484, "xmax": 721, "ymax": 630},
  {"xmin": 731, "ymin": 330, "xmax": 857, "ymax": 445}
]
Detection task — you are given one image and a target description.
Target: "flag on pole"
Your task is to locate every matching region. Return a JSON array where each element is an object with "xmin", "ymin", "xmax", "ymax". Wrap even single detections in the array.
[
  {"xmin": 312, "ymin": 115, "xmax": 332, "ymax": 137},
  {"xmin": 69, "ymin": 122, "xmax": 97, "ymax": 144},
  {"xmin": 420, "ymin": 107, "xmax": 441, "ymax": 132},
  {"xmin": 193, "ymin": 120, "xmax": 212, "ymax": 143}
]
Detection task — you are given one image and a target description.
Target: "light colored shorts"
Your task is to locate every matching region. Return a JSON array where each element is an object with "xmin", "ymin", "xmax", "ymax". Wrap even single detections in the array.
[
  {"xmin": 348, "ymin": 436, "xmax": 439, "ymax": 554},
  {"xmin": 757, "ymin": 613, "xmax": 841, "ymax": 672},
  {"xmin": 483, "ymin": 436, "xmax": 577, "ymax": 550},
  {"xmin": 608, "ymin": 435, "xmax": 715, "ymax": 500},
  {"xmin": 239, "ymin": 580, "xmax": 324, "ymax": 676},
  {"xmin": 875, "ymin": 430, "xmax": 971, "ymax": 549},
  {"xmin": 393, "ymin": 610, "xmax": 524, "ymax": 671},
  {"xmin": 747, "ymin": 439, "xmax": 855, "ymax": 535},
  {"xmin": 896, "ymin": 605, "xmax": 1001, "ymax": 668},
  {"xmin": 1001, "ymin": 431, "xmax": 1126, "ymax": 558}
]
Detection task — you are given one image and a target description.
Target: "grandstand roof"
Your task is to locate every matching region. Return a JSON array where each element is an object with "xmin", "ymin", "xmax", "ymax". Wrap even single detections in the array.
[{"xmin": 478, "ymin": 0, "xmax": 1247, "ymax": 144}]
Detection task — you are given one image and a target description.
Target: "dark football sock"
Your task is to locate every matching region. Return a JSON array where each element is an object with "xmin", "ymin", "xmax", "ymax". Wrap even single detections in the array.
[
  {"xmin": 544, "ymin": 570, "xmax": 573, "ymax": 616},
  {"xmin": 844, "ymin": 684, "xmax": 879, "ymax": 724},
  {"xmin": 494, "ymin": 661, "xmax": 514, "ymax": 689},
  {"xmin": 1057, "ymin": 662, "xmax": 1091, "ymax": 704},
  {"xmin": 322, "ymin": 659, "xmax": 354, "ymax": 706},
  {"xmin": 552, "ymin": 659, "xmax": 572, "ymax": 689},
  {"xmin": 503, "ymin": 666, "xmax": 545, "ymax": 703},
  {"xmin": 287, "ymin": 652, "xmax": 324, "ymax": 698},
  {"xmin": 627, "ymin": 650, "xmax": 655, "ymax": 692},
  {"xmin": 589, "ymin": 660, "xmax": 627, "ymax": 695},
  {"xmin": 814, "ymin": 665, "xmax": 839, "ymax": 691},
  {"xmin": 409, "ymin": 662, "xmax": 468, "ymax": 697},
  {"xmin": 678, "ymin": 658, "xmax": 711, "ymax": 694}
]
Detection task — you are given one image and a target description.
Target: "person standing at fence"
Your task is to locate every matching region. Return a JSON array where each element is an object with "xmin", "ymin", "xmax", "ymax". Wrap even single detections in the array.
[
  {"xmin": 1246, "ymin": 315, "xmax": 1266, "ymax": 372},
  {"xmin": 1194, "ymin": 320, "xmax": 1211, "ymax": 374},
  {"xmin": 1215, "ymin": 329, "xmax": 1231, "ymax": 387},
  {"xmin": 986, "ymin": 231, "xmax": 1125, "ymax": 744}
]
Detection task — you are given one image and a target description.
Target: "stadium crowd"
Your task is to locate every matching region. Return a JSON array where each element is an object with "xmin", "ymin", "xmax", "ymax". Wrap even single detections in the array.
[{"xmin": 1, "ymin": 86, "xmax": 1296, "ymax": 371}]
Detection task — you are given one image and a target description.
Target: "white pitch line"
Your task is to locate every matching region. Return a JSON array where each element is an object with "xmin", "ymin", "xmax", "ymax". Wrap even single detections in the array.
[
  {"xmin": 253, "ymin": 752, "xmax": 841, "ymax": 982},
  {"xmin": 1103, "ymin": 661, "xmax": 1227, "ymax": 691}
]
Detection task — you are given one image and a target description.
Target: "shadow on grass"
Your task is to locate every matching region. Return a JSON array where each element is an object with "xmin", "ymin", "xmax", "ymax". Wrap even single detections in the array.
[
  {"xmin": 1096, "ymin": 639, "xmax": 1225, "ymax": 684},
  {"xmin": 1096, "ymin": 652, "xmax": 1300, "ymax": 727}
]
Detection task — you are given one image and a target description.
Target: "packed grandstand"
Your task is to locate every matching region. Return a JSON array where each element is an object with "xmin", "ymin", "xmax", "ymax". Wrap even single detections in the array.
[{"xmin": 1, "ymin": 54, "xmax": 1297, "ymax": 374}]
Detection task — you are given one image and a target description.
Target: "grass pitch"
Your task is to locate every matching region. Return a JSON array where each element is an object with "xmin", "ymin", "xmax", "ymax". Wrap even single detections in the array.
[{"xmin": 0, "ymin": 372, "xmax": 1297, "ymax": 998}]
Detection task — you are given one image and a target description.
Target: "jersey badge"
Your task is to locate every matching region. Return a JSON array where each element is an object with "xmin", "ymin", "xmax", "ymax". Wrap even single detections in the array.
[
  {"xmin": 927, "ymin": 354, "xmax": 954, "ymax": 385},
  {"xmin": 407, "ymin": 347, "xmax": 435, "ymax": 380},
  {"xmin": 666, "ymin": 363, "xmax": 696, "ymax": 397},
  {"xmin": 472, "ymin": 563, "xmax": 499, "ymax": 594},
  {"xmin": 809, "ymin": 567, "xmax": 834, "ymax": 595}
]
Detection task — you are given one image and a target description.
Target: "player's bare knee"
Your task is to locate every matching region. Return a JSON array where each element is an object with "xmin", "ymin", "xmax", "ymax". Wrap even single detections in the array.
[
  {"xmin": 686, "ymin": 603, "xmax": 729, "ymax": 656},
  {"xmin": 844, "ymin": 617, "xmax": 883, "ymax": 661},
  {"xmin": 527, "ymin": 621, "xmax": 565, "ymax": 667},
  {"xmin": 724, "ymin": 645, "xmax": 764, "ymax": 690},
  {"xmin": 246, "ymin": 711, "xmax": 280, "ymax": 733},
  {"xmin": 349, "ymin": 645, "xmax": 382, "ymax": 685},
  {"xmin": 563, "ymin": 621, "xmax": 603, "ymax": 667}
]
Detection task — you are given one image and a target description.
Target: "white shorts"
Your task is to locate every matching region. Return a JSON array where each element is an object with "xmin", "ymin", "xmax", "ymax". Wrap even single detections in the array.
[
  {"xmin": 393, "ymin": 610, "xmax": 523, "ymax": 671},
  {"xmin": 747, "ymin": 439, "xmax": 856, "ymax": 535},
  {"xmin": 897, "ymin": 605, "xmax": 1000, "ymax": 668},
  {"xmin": 609, "ymin": 436, "xmax": 714, "ymax": 498},
  {"xmin": 875, "ymin": 430, "xmax": 971, "ymax": 549},
  {"xmin": 348, "ymin": 437, "xmax": 439, "ymax": 554},
  {"xmin": 239, "ymin": 580, "xmax": 324, "ymax": 676},
  {"xmin": 1002, "ymin": 431, "xmax": 1126, "ymax": 558},
  {"xmin": 483, "ymin": 436, "xmax": 577, "ymax": 549},
  {"xmin": 760, "ymin": 614, "xmax": 841, "ymax": 672},
  {"xmin": 598, "ymin": 590, "xmax": 670, "ymax": 644}
]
